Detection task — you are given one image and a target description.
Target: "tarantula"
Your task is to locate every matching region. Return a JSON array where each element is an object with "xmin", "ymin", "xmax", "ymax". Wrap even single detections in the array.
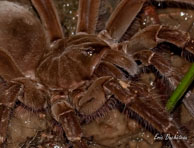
[{"xmin": 0, "ymin": 0, "xmax": 194, "ymax": 147}]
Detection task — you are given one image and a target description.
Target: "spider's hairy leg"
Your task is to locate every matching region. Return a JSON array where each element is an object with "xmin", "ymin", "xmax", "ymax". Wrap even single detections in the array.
[
  {"xmin": 0, "ymin": 44, "xmax": 47, "ymax": 146},
  {"xmin": 31, "ymin": 0, "xmax": 64, "ymax": 43},
  {"xmin": 130, "ymin": 43, "xmax": 194, "ymax": 118},
  {"xmin": 51, "ymin": 96, "xmax": 87, "ymax": 148},
  {"xmin": 103, "ymin": 78, "xmax": 191, "ymax": 148},
  {"xmin": 0, "ymin": 48, "xmax": 22, "ymax": 146},
  {"xmin": 124, "ymin": 25, "xmax": 192, "ymax": 87},
  {"xmin": 134, "ymin": 50, "xmax": 183, "ymax": 89},
  {"xmin": 124, "ymin": 25, "xmax": 189, "ymax": 55},
  {"xmin": 73, "ymin": 76, "xmax": 120, "ymax": 124},
  {"xmin": 0, "ymin": 77, "xmax": 48, "ymax": 147},
  {"xmin": 0, "ymin": 79, "xmax": 48, "ymax": 145},
  {"xmin": 77, "ymin": 0, "xmax": 101, "ymax": 34},
  {"xmin": 0, "ymin": 78, "xmax": 21, "ymax": 146},
  {"xmin": 12, "ymin": 78, "xmax": 48, "ymax": 110},
  {"xmin": 125, "ymin": 25, "xmax": 194, "ymax": 57},
  {"xmin": 125, "ymin": 25, "xmax": 194, "ymax": 117},
  {"xmin": 104, "ymin": 0, "xmax": 146, "ymax": 41},
  {"xmin": 75, "ymin": 76, "xmax": 111, "ymax": 116}
]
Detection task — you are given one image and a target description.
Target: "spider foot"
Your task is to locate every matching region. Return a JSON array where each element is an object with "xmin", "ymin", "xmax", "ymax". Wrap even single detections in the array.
[{"xmin": 51, "ymin": 96, "xmax": 88, "ymax": 148}]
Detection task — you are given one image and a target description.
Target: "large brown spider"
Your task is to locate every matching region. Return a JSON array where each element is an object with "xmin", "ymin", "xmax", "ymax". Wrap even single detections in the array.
[{"xmin": 0, "ymin": 0, "xmax": 194, "ymax": 147}]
